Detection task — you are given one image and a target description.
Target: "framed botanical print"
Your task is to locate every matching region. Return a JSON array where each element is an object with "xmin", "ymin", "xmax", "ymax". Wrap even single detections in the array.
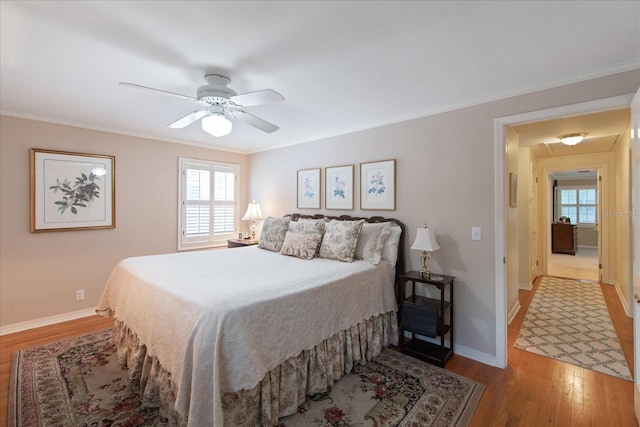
[
  {"xmin": 325, "ymin": 165, "xmax": 353, "ymax": 210},
  {"xmin": 31, "ymin": 149, "xmax": 115, "ymax": 232},
  {"xmin": 360, "ymin": 159, "xmax": 395, "ymax": 210},
  {"xmin": 297, "ymin": 168, "xmax": 321, "ymax": 209}
]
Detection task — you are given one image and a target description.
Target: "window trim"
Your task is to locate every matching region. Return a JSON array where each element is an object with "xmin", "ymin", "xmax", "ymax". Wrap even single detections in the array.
[{"xmin": 178, "ymin": 157, "xmax": 239, "ymax": 251}]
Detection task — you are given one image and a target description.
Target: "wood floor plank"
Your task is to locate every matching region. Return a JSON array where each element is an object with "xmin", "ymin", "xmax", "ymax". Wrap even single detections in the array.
[{"xmin": 0, "ymin": 277, "xmax": 636, "ymax": 426}]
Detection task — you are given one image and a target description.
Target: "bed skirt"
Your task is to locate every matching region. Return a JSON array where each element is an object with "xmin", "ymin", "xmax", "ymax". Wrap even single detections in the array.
[{"xmin": 113, "ymin": 310, "xmax": 398, "ymax": 426}]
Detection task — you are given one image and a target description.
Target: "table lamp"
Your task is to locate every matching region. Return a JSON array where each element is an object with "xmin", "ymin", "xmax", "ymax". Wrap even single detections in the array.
[
  {"xmin": 410, "ymin": 223, "xmax": 442, "ymax": 280},
  {"xmin": 241, "ymin": 200, "xmax": 264, "ymax": 241}
]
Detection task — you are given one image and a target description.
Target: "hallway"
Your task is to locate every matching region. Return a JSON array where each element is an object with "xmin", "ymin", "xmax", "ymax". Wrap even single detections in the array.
[{"xmin": 547, "ymin": 247, "xmax": 599, "ymax": 282}]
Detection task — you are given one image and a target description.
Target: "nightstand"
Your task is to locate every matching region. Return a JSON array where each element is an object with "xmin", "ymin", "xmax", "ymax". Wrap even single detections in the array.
[
  {"xmin": 227, "ymin": 239, "xmax": 258, "ymax": 248},
  {"xmin": 398, "ymin": 271, "xmax": 455, "ymax": 367}
]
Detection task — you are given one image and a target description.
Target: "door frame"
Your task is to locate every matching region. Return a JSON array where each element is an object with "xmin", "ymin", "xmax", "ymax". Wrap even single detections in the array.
[{"xmin": 493, "ymin": 94, "xmax": 634, "ymax": 367}]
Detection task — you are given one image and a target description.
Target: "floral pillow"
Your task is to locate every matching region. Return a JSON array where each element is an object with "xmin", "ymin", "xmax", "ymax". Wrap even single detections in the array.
[
  {"xmin": 280, "ymin": 231, "xmax": 323, "ymax": 260},
  {"xmin": 288, "ymin": 218, "xmax": 327, "ymax": 235},
  {"xmin": 355, "ymin": 222, "xmax": 392, "ymax": 264},
  {"xmin": 258, "ymin": 217, "xmax": 290, "ymax": 252},
  {"xmin": 319, "ymin": 219, "xmax": 365, "ymax": 262}
]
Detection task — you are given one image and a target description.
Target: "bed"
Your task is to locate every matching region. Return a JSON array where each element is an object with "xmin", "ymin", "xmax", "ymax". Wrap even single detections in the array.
[{"xmin": 96, "ymin": 213, "xmax": 405, "ymax": 426}]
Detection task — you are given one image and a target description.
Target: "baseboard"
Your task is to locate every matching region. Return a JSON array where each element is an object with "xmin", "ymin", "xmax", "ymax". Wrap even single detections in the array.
[
  {"xmin": 401, "ymin": 332, "xmax": 500, "ymax": 368},
  {"xmin": 508, "ymin": 300, "xmax": 522, "ymax": 325},
  {"xmin": 519, "ymin": 281, "xmax": 532, "ymax": 291},
  {"xmin": 613, "ymin": 282, "xmax": 632, "ymax": 318},
  {"xmin": 0, "ymin": 307, "xmax": 97, "ymax": 336},
  {"xmin": 454, "ymin": 344, "xmax": 499, "ymax": 367}
]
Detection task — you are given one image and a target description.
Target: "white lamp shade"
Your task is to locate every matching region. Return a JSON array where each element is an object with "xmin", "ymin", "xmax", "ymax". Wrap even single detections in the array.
[
  {"xmin": 241, "ymin": 200, "xmax": 264, "ymax": 221},
  {"xmin": 201, "ymin": 113, "xmax": 232, "ymax": 137},
  {"xmin": 411, "ymin": 227, "xmax": 440, "ymax": 252}
]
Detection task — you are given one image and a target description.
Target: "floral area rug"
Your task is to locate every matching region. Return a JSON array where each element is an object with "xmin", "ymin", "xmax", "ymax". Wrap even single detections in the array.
[
  {"xmin": 8, "ymin": 328, "xmax": 165, "ymax": 427},
  {"xmin": 515, "ymin": 276, "xmax": 632, "ymax": 381},
  {"xmin": 279, "ymin": 350, "xmax": 484, "ymax": 426},
  {"xmin": 9, "ymin": 329, "xmax": 484, "ymax": 427}
]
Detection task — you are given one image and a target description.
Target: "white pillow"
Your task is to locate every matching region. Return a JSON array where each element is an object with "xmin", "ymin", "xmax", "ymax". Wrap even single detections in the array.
[
  {"xmin": 355, "ymin": 222, "xmax": 392, "ymax": 264},
  {"xmin": 381, "ymin": 224, "xmax": 402, "ymax": 264}
]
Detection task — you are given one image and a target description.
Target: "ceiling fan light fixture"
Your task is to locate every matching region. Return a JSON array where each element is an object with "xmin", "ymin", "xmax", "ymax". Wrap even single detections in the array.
[
  {"xmin": 201, "ymin": 113, "xmax": 232, "ymax": 137},
  {"xmin": 559, "ymin": 133, "xmax": 586, "ymax": 146}
]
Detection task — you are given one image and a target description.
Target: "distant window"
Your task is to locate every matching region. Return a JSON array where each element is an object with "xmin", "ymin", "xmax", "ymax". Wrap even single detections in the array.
[
  {"xmin": 179, "ymin": 158, "xmax": 239, "ymax": 250},
  {"xmin": 558, "ymin": 186, "xmax": 597, "ymax": 225}
]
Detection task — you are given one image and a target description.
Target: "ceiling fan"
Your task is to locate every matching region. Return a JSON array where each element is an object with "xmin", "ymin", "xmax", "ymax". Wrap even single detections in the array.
[{"xmin": 119, "ymin": 74, "xmax": 284, "ymax": 137}]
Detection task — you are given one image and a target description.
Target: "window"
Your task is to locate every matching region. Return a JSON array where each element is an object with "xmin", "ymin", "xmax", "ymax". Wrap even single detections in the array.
[
  {"xmin": 179, "ymin": 158, "xmax": 239, "ymax": 250},
  {"xmin": 558, "ymin": 186, "xmax": 597, "ymax": 225}
]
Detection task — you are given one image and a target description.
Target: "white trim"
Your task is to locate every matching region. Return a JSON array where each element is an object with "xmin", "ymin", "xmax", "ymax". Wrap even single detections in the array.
[
  {"xmin": 614, "ymin": 281, "xmax": 633, "ymax": 318},
  {"xmin": 454, "ymin": 344, "xmax": 499, "ymax": 367},
  {"xmin": 0, "ymin": 308, "xmax": 97, "ymax": 336},
  {"xmin": 519, "ymin": 282, "xmax": 533, "ymax": 291},
  {"xmin": 508, "ymin": 300, "xmax": 522, "ymax": 325},
  {"xmin": 494, "ymin": 94, "xmax": 634, "ymax": 370}
]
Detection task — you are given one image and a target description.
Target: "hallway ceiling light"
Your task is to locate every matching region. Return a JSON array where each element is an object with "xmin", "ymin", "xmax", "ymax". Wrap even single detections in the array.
[{"xmin": 559, "ymin": 133, "xmax": 586, "ymax": 146}]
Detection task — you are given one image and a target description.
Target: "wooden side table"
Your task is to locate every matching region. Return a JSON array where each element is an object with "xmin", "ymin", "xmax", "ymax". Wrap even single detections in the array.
[
  {"xmin": 398, "ymin": 271, "xmax": 455, "ymax": 367},
  {"xmin": 227, "ymin": 239, "xmax": 258, "ymax": 248}
]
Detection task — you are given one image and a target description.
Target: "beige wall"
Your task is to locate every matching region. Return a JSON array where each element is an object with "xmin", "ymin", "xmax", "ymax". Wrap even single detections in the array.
[
  {"xmin": 0, "ymin": 116, "xmax": 248, "ymax": 329},
  {"xmin": 615, "ymin": 126, "xmax": 633, "ymax": 314},
  {"xmin": 249, "ymin": 70, "xmax": 640, "ymax": 362},
  {"xmin": 517, "ymin": 147, "xmax": 537, "ymax": 289}
]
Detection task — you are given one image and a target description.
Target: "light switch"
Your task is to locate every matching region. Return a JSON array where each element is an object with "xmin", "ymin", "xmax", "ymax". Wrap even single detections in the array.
[{"xmin": 472, "ymin": 227, "xmax": 481, "ymax": 241}]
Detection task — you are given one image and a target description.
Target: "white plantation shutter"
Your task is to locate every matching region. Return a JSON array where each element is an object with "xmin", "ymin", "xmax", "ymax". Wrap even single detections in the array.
[{"xmin": 179, "ymin": 158, "xmax": 239, "ymax": 250}]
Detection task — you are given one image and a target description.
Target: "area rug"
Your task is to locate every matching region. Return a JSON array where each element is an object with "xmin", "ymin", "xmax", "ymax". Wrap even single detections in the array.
[
  {"xmin": 514, "ymin": 276, "xmax": 632, "ymax": 381},
  {"xmin": 9, "ymin": 329, "xmax": 484, "ymax": 427}
]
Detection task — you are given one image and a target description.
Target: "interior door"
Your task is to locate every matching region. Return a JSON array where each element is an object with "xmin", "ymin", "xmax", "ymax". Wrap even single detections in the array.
[
  {"xmin": 530, "ymin": 163, "xmax": 539, "ymax": 281},
  {"xmin": 630, "ymin": 87, "xmax": 640, "ymax": 422},
  {"xmin": 597, "ymin": 169, "xmax": 603, "ymax": 282}
]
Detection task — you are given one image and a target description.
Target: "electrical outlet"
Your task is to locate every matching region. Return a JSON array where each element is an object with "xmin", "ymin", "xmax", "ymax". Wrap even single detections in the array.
[{"xmin": 76, "ymin": 289, "xmax": 85, "ymax": 301}]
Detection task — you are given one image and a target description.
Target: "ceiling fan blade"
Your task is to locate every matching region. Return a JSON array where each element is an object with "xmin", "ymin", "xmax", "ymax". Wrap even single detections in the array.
[
  {"xmin": 119, "ymin": 82, "xmax": 196, "ymax": 101},
  {"xmin": 230, "ymin": 89, "xmax": 285, "ymax": 107},
  {"xmin": 234, "ymin": 110, "xmax": 279, "ymax": 133},
  {"xmin": 168, "ymin": 110, "xmax": 210, "ymax": 128}
]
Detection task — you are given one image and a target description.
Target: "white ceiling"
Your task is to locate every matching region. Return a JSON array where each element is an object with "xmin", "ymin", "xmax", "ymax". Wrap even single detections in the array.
[{"xmin": 1, "ymin": 1, "xmax": 639, "ymax": 154}]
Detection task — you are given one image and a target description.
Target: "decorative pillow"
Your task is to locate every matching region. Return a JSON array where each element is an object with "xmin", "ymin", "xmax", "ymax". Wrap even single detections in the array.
[
  {"xmin": 258, "ymin": 217, "xmax": 290, "ymax": 252},
  {"xmin": 355, "ymin": 222, "xmax": 392, "ymax": 264},
  {"xmin": 318, "ymin": 219, "xmax": 365, "ymax": 262},
  {"xmin": 381, "ymin": 224, "xmax": 402, "ymax": 263},
  {"xmin": 288, "ymin": 218, "xmax": 326, "ymax": 235},
  {"xmin": 280, "ymin": 231, "xmax": 322, "ymax": 260}
]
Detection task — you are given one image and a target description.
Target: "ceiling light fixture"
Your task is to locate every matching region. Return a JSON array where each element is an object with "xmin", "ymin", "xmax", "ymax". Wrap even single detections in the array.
[
  {"xmin": 201, "ymin": 113, "xmax": 232, "ymax": 137},
  {"xmin": 559, "ymin": 133, "xmax": 586, "ymax": 146}
]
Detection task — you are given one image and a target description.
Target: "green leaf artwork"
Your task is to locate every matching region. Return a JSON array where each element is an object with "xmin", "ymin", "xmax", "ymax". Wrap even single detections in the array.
[{"xmin": 49, "ymin": 172, "xmax": 101, "ymax": 215}]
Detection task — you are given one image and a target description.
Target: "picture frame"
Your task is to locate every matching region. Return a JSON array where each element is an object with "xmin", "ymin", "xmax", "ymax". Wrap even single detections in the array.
[
  {"xmin": 509, "ymin": 173, "xmax": 518, "ymax": 208},
  {"xmin": 297, "ymin": 168, "xmax": 321, "ymax": 209},
  {"xmin": 31, "ymin": 148, "xmax": 115, "ymax": 232},
  {"xmin": 360, "ymin": 159, "xmax": 396, "ymax": 210},
  {"xmin": 325, "ymin": 165, "xmax": 354, "ymax": 210}
]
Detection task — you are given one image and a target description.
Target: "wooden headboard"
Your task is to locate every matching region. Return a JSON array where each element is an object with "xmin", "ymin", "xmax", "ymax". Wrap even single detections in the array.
[{"xmin": 284, "ymin": 213, "xmax": 407, "ymax": 285}]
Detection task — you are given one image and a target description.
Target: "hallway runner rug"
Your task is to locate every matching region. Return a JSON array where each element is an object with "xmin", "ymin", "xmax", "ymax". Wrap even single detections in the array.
[
  {"xmin": 514, "ymin": 276, "xmax": 632, "ymax": 381},
  {"xmin": 9, "ymin": 328, "xmax": 485, "ymax": 426}
]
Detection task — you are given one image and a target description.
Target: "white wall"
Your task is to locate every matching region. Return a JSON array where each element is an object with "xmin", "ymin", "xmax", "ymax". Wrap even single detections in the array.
[
  {"xmin": 248, "ymin": 70, "xmax": 640, "ymax": 363},
  {"xmin": 0, "ymin": 116, "xmax": 248, "ymax": 330}
]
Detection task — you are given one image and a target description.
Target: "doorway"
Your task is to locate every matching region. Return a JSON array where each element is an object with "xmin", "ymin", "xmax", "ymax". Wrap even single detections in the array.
[{"xmin": 493, "ymin": 94, "xmax": 635, "ymax": 368}]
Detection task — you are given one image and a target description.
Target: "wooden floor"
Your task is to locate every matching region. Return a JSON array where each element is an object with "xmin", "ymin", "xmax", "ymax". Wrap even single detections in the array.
[{"xmin": 0, "ymin": 279, "xmax": 635, "ymax": 426}]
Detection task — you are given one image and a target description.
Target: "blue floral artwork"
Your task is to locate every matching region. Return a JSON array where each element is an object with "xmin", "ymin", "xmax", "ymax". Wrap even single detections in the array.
[
  {"xmin": 361, "ymin": 160, "xmax": 395, "ymax": 210},
  {"xmin": 367, "ymin": 170, "xmax": 386, "ymax": 197},
  {"xmin": 298, "ymin": 168, "xmax": 321, "ymax": 209},
  {"xmin": 303, "ymin": 177, "xmax": 315, "ymax": 199},
  {"xmin": 332, "ymin": 175, "xmax": 346, "ymax": 199}
]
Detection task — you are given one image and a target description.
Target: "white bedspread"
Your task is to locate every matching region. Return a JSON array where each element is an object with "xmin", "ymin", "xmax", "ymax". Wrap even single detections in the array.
[{"xmin": 96, "ymin": 246, "xmax": 397, "ymax": 426}]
